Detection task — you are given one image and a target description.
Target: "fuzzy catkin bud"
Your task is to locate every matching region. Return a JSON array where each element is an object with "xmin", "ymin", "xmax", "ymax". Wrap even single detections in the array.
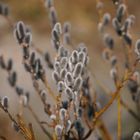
[
  {"xmin": 116, "ymin": 4, "xmax": 126, "ymax": 22},
  {"xmin": 52, "ymin": 71, "xmax": 60, "ymax": 83},
  {"xmin": 135, "ymin": 39, "xmax": 140, "ymax": 56},
  {"xmin": 60, "ymin": 57, "xmax": 68, "ymax": 68},
  {"xmin": 110, "ymin": 68, "xmax": 117, "ymax": 82},
  {"xmin": 103, "ymin": 33, "xmax": 114, "ymax": 50},
  {"xmin": 78, "ymin": 51, "xmax": 86, "ymax": 64},
  {"xmin": 40, "ymin": 90, "xmax": 47, "ymax": 102},
  {"xmin": 63, "ymin": 22, "xmax": 71, "ymax": 33},
  {"xmin": 71, "ymin": 50, "xmax": 78, "ymax": 64},
  {"xmin": 7, "ymin": 58, "xmax": 13, "ymax": 71},
  {"xmin": 66, "ymin": 120, "xmax": 72, "ymax": 132},
  {"xmin": 12, "ymin": 122, "xmax": 20, "ymax": 132},
  {"xmin": 1, "ymin": 96, "xmax": 9, "ymax": 109},
  {"xmin": 54, "ymin": 22, "xmax": 62, "ymax": 35},
  {"xmin": 49, "ymin": 7, "xmax": 57, "ymax": 27},
  {"xmin": 74, "ymin": 76, "xmax": 83, "ymax": 91},
  {"xmin": 0, "ymin": 3, "xmax": 9, "ymax": 16},
  {"xmin": 54, "ymin": 61, "xmax": 60, "ymax": 73},
  {"xmin": 16, "ymin": 21, "xmax": 26, "ymax": 40},
  {"xmin": 59, "ymin": 108, "xmax": 67, "ymax": 121},
  {"xmin": 57, "ymin": 81, "xmax": 65, "ymax": 92},
  {"xmin": 24, "ymin": 32, "xmax": 32, "ymax": 46},
  {"xmin": 102, "ymin": 13, "xmax": 111, "ymax": 26},
  {"xmin": 63, "ymin": 32, "xmax": 71, "ymax": 45},
  {"xmin": 52, "ymin": 29, "xmax": 60, "ymax": 42},
  {"xmin": 133, "ymin": 131, "xmax": 140, "ymax": 140},
  {"xmin": 65, "ymin": 87, "xmax": 73, "ymax": 100},
  {"xmin": 55, "ymin": 125, "xmax": 63, "ymax": 138},
  {"xmin": 60, "ymin": 68, "xmax": 67, "ymax": 79},
  {"xmin": 73, "ymin": 62, "xmax": 83, "ymax": 78},
  {"xmin": 8, "ymin": 71, "xmax": 17, "ymax": 87},
  {"xmin": 112, "ymin": 18, "xmax": 122, "ymax": 36},
  {"xmin": 50, "ymin": 114, "xmax": 56, "ymax": 121},
  {"xmin": 110, "ymin": 55, "xmax": 117, "ymax": 67},
  {"xmin": 65, "ymin": 72, "xmax": 73, "ymax": 87},
  {"xmin": 123, "ymin": 33, "xmax": 132, "ymax": 47}
]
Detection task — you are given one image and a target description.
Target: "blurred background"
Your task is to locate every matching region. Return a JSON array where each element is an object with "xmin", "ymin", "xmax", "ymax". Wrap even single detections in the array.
[{"xmin": 0, "ymin": 0, "xmax": 140, "ymax": 140}]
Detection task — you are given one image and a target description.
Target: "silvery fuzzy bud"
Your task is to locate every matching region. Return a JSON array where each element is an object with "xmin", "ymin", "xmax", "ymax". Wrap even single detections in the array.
[
  {"xmin": 30, "ymin": 52, "xmax": 36, "ymax": 67},
  {"xmin": 123, "ymin": 33, "xmax": 132, "ymax": 47},
  {"xmin": 110, "ymin": 55, "xmax": 117, "ymax": 67},
  {"xmin": 78, "ymin": 51, "xmax": 86, "ymax": 64},
  {"xmin": 44, "ymin": 52, "xmax": 53, "ymax": 69},
  {"xmin": 74, "ymin": 120, "xmax": 84, "ymax": 137},
  {"xmin": 24, "ymin": 32, "xmax": 32, "ymax": 46},
  {"xmin": 7, "ymin": 58, "xmax": 13, "ymax": 71},
  {"xmin": 65, "ymin": 72, "xmax": 73, "ymax": 87},
  {"xmin": 85, "ymin": 56, "xmax": 89, "ymax": 65},
  {"xmin": 54, "ymin": 61, "xmax": 61, "ymax": 73},
  {"xmin": 25, "ymin": 92, "xmax": 30, "ymax": 104},
  {"xmin": 133, "ymin": 71, "xmax": 140, "ymax": 84},
  {"xmin": 116, "ymin": 4, "xmax": 126, "ymax": 22},
  {"xmin": 60, "ymin": 57, "xmax": 68, "ymax": 68},
  {"xmin": 52, "ymin": 29, "xmax": 60, "ymax": 43},
  {"xmin": 23, "ymin": 46, "xmax": 30, "ymax": 59},
  {"xmin": 135, "ymin": 39, "xmax": 140, "ymax": 56},
  {"xmin": 12, "ymin": 122, "xmax": 20, "ymax": 132},
  {"xmin": 66, "ymin": 120, "xmax": 72, "ymax": 132},
  {"xmin": 71, "ymin": 50, "xmax": 78, "ymax": 64},
  {"xmin": 49, "ymin": 6, "xmax": 57, "ymax": 27},
  {"xmin": 133, "ymin": 131, "xmax": 140, "ymax": 140},
  {"xmin": 60, "ymin": 68, "xmax": 67, "ymax": 79},
  {"xmin": 52, "ymin": 71, "xmax": 60, "ymax": 83},
  {"xmin": 1, "ymin": 96, "xmax": 9, "ymax": 109},
  {"xmin": 103, "ymin": 33, "xmax": 114, "ymax": 50},
  {"xmin": 20, "ymin": 95, "xmax": 28, "ymax": 107},
  {"xmin": 16, "ymin": 86, "xmax": 23, "ymax": 96},
  {"xmin": 74, "ymin": 76, "xmax": 83, "ymax": 91},
  {"xmin": 122, "ymin": 18, "xmax": 133, "ymax": 33},
  {"xmin": 66, "ymin": 60, "xmax": 73, "ymax": 72},
  {"xmin": 63, "ymin": 22, "xmax": 71, "ymax": 33},
  {"xmin": 16, "ymin": 21, "xmax": 26, "ymax": 41},
  {"xmin": 102, "ymin": 49, "xmax": 110, "ymax": 60},
  {"xmin": 134, "ymin": 87, "xmax": 140, "ymax": 103},
  {"xmin": 50, "ymin": 114, "xmax": 56, "ymax": 121},
  {"xmin": 51, "ymin": 39, "xmax": 59, "ymax": 50},
  {"xmin": 59, "ymin": 108, "xmax": 67, "ymax": 121},
  {"xmin": 65, "ymin": 87, "xmax": 73, "ymax": 100},
  {"xmin": 58, "ymin": 46, "xmax": 69, "ymax": 57},
  {"xmin": 0, "ymin": 56, "xmax": 6, "ymax": 69},
  {"xmin": 73, "ymin": 62, "xmax": 83, "ymax": 78},
  {"xmin": 8, "ymin": 71, "xmax": 17, "ymax": 87},
  {"xmin": 57, "ymin": 81, "xmax": 65, "ymax": 92},
  {"xmin": 102, "ymin": 13, "xmax": 111, "ymax": 26},
  {"xmin": 112, "ymin": 18, "xmax": 122, "ymax": 36},
  {"xmin": 55, "ymin": 125, "xmax": 63, "ymax": 138},
  {"xmin": 0, "ymin": 3, "xmax": 9, "ymax": 16},
  {"xmin": 129, "ymin": 15, "xmax": 136, "ymax": 24},
  {"xmin": 54, "ymin": 22, "xmax": 62, "ymax": 35},
  {"xmin": 63, "ymin": 32, "xmax": 71, "ymax": 45},
  {"xmin": 110, "ymin": 68, "xmax": 118, "ymax": 82},
  {"xmin": 45, "ymin": 0, "xmax": 53, "ymax": 9},
  {"xmin": 112, "ymin": 0, "xmax": 120, "ymax": 5},
  {"xmin": 77, "ymin": 43, "xmax": 87, "ymax": 53},
  {"xmin": 13, "ymin": 29, "xmax": 22, "ymax": 44},
  {"xmin": 40, "ymin": 90, "xmax": 47, "ymax": 102}
]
